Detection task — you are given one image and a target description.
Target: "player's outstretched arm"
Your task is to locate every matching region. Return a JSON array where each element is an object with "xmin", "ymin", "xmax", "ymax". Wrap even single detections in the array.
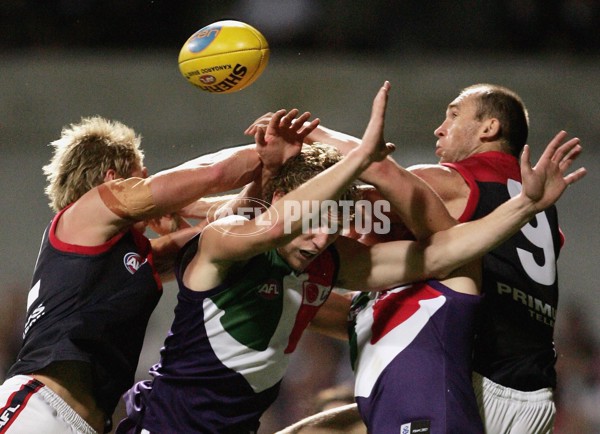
[
  {"xmin": 254, "ymin": 89, "xmax": 450, "ymax": 240},
  {"xmin": 143, "ymin": 144, "xmax": 261, "ymax": 217},
  {"xmin": 362, "ymin": 158, "xmax": 457, "ymax": 240},
  {"xmin": 61, "ymin": 143, "xmax": 263, "ymax": 246},
  {"xmin": 418, "ymin": 131, "xmax": 587, "ymax": 278},
  {"xmin": 202, "ymin": 81, "xmax": 396, "ymax": 264},
  {"xmin": 336, "ymin": 131, "xmax": 587, "ymax": 291}
]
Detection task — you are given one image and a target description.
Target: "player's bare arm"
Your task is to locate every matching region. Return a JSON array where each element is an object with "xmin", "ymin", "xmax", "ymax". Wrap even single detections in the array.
[
  {"xmin": 335, "ymin": 131, "xmax": 586, "ymax": 291},
  {"xmin": 414, "ymin": 131, "xmax": 586, "ymax": 278},
  {"xmin": 187, "ymin": 82, "xmax": 395, "ymax": 291},
  {"xmin": 58, "ymin": 144, "xmax": 262, "ymax": 246}
]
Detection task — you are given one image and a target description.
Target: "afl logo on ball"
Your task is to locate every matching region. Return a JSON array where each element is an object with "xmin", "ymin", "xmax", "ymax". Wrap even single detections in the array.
[
  {"xmin": 123, "ymin": 252, "xmax": 145, "ymax": 274},
  {"xmin": 199, "ymin": 74, "xmax": 217, "ymax": 84}
]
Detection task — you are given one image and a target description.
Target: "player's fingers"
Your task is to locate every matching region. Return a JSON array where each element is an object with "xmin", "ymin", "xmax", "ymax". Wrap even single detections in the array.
[
  {"xmin": 270, "ymin": 109, "xmax": 287, "ymax": 127},
  {"xmin": 564, "ymin": 167, "xmax": 588, "ymax": 186},
  {"xmin": 559, "ymin": 139, "xmax": 581, "ymax": 163},
  {"xmin": 372, "ymin": 81, "xmax": 390, "ymax": 118},
  {"xmin": 361, "ymin": 81, "xmax": 390, "ymax": 143},
  {"xmin": 540, "ymin": 130, "xmax": 568, "ymax": 161},
  {"xmin": 259, "ymin": 112, "xmax": 275, "ymax": 120},
  {"xmin": 551, "ymin": 136, "xmax": 580, "ymax": 164},
  {"xmin": 247, "ymin": 112, "xmax": 274, "ymax": 127},
  {"xmin": 245, "ymin": 116, "xmax": 272, "ymax": 135},
  {"xmin": 280, "ymin": 109, "xmax": 299, "ymax": 126},
  {"xmin": 292, "ymin": 112, "xmax": 312, "ymax": 130},
  {"xmin": 254, "ymin": 126, "xmax": 266, "ymax": 145},
  {"xmin": 561, "ymin": 139, "xmax": 583, "ymax": 162},
  {"xmin": 297, "ymin": 118, "xmax": 320, "ymax": 137},
  {"xmin": 558, "ymin": 147, "xmax": 585, "ymax": 179},
  {"xmin": 520, "ymin": 144, "xmax": 532, "ymax": 174}
]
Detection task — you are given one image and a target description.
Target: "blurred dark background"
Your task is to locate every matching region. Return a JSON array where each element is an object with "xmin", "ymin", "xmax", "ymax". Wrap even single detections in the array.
[
  {"xmin": 1, "ymin": 0, "xmax": 599, "ymax": 53},
  {"xmin": 1, "ymin": 1, "xmax": 599, "ymax": 433}
]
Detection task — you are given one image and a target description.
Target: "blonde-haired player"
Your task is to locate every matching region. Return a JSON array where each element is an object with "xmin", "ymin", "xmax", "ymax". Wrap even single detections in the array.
[{"xmin": 0, "ymin": 113, "xmax": 318, "ymax": 434}]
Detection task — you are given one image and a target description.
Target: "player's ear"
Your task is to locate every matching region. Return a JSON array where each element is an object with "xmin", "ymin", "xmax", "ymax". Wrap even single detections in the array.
[
  {"xmin": 103, "ymin": 169, "xmax": 117, "ymax": 182},
  {"xmin": 270, "ymin": 189, "xmax": 285, "ymax": 204},
  {"xmin": 480, "ymin": 118, "xmax": 500, "ymax": 141}
]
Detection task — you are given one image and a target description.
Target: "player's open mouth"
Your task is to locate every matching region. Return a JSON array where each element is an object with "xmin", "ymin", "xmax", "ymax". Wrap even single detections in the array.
[{"xmin": 299, "ymin": 250, "xmax": 316, "ymax": 259}]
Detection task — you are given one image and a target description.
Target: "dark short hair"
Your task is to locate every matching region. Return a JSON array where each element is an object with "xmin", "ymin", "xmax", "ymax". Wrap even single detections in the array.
[{"xmin": 461, "ymin": 84, "xmax": 529, "ymax": 157}]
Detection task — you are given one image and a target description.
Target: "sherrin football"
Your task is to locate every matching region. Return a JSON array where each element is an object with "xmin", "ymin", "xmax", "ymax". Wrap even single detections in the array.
[{"xmin": 178, "ymin": 20, "xmax": 270, "ymax": 94}]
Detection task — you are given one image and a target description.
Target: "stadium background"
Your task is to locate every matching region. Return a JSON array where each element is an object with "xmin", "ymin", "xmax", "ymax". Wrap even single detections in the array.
[{"xmin": 1, "ymin": 1, "xmax": 599, "ymax": 432}]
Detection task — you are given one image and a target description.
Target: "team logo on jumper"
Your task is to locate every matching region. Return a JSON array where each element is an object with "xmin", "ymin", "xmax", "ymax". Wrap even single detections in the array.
[
  {"xmin": 257, "ymin": 279, "xmax": 281, "ymax": 299},
  {"xmin": 123, "ymin": 252, "xmax": 145, "ymax": 274},
  {"xmin": 302, "ymin": 281, "xmax": 329, "ymax": 306},
  {"xmin": 304, "ymin": 283, "xmax": 319, "ymax": 304},
  {"xmin": 401, "ymin": 420, "xmax": 431, "ymax": 433}
]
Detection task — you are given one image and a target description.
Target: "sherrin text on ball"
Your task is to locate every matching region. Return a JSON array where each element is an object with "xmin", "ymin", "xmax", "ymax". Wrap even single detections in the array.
[{"xmin": 178, "ymin": 20, "xmax": 270, "ymax": 94}]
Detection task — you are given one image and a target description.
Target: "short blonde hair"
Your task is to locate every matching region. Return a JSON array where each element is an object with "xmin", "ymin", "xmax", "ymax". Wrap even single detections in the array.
[{"xmin": 43, "ymin": 116, "xmax": 144, "ymax": 212}]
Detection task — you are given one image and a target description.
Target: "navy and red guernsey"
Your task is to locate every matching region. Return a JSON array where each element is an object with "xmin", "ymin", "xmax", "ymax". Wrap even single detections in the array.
[
  {"xmin": 7, "ymin": 206, "xmax": 162, "ymax": 419},
  {"xmin": 444, "ymin": 151, "xmax": 563, "ymax": 391}
]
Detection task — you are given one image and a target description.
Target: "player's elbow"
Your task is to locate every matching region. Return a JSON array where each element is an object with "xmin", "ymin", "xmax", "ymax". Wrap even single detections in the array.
[{"xmin": 418, "ymin": 242, "xmax": 457, "ymax": 280}]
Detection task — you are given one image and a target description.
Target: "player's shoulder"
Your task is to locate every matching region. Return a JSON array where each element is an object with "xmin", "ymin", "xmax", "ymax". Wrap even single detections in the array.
[
  {"xmin": 408, "ymin": 163, "xmax": 464, "ymax": 188},
  {"xmin": 408, "ymin": 162, "xmax": 455, "ymax": 175}
]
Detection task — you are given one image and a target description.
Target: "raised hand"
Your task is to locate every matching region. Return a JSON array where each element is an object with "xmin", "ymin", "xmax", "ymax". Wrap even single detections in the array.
[
  {"xmin": 254, "ymin": 108, "xmax": 320, "ymax": 174},
  {"xmin": 520, "ymin": 130, "xmax": 587, "ymax": 211},
  {"xmin": 244, "ymin": 112, "xmax": 273, "ymax": 136},
  {"xmin": 355, "ymin": 81, "xmax": 396, "ymax": 165}
]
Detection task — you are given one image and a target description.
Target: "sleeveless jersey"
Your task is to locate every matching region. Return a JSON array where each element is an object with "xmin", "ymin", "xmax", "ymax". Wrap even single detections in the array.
[
  {"xmin": 7, "ymin": 207, "xmax": 162, "ymax": 419},
  {"xmin": 122, "ymin": 233, "xmax": 339, "ymax": 434},
  {"xmin": 443, "ymin": 151, "xmax": 562, "ymax": 390},
  {"xmin": 349, "ymin": 280, "xmax": 483, "ymax": 434}
]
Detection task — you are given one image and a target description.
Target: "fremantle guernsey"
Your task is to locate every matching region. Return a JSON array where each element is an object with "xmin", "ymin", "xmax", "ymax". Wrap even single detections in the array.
[
  {"xmin": 349, "ymin": 280, "xmax": 483, "ymax": 433},
  {"xmin": 120, "ymin": 233, "xmax": 339, "ymax": 434},
  {"xmin": 7, "ymin": 206, "xmax": 162, "ymax": 420},
  {"xmin": 444, "ymin": 151, "xmax": 563, "ymax": 391}
]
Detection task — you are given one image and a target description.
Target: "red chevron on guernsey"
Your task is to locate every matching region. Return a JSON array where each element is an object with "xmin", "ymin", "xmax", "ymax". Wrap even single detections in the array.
[{"xmin": 370, "ymin": 283, "xmax": 442, "ymax": 344}]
